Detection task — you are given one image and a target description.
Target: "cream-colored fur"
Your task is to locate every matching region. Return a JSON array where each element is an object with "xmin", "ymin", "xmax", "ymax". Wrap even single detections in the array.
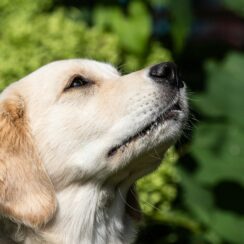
[{"xmin": 0, "ymin": 59, "xmax": 188, "ymax": 244}]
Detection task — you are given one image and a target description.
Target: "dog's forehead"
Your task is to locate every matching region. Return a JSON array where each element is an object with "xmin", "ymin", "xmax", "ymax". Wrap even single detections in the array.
[
  {"xmin": 36, "ymin": 59, "xmax": 120, "ymax": 79},
  {"xmin": 79, "ymin": 59, "xmax": 120, "ymax": 76}
]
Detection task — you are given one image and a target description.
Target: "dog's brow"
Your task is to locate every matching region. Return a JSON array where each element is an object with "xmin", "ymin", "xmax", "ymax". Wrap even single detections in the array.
[{"xmin": 88, "ymin": 62, "xmax": 120, "ymax": 77}]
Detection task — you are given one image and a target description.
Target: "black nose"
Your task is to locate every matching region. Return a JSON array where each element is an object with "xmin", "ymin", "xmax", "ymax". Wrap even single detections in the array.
[{"xmin": 149, "ymin": 62, "xmax": 184, "ymax": 89}]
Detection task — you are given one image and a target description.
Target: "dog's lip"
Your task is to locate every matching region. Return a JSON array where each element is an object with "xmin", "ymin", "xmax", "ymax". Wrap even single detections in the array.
[{"xmin": 107, "ymin": 101, "xmax": 182, "ymax": 157}]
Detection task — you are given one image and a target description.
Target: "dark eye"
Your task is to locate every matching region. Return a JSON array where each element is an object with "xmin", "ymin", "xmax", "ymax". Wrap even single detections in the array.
[{"xmin": 67, "ymin": 75, "xmax": 91, "ymax": 90}]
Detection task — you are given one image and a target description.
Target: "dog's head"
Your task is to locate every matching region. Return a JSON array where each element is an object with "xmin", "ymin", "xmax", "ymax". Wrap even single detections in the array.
[{"xmin": 0, "ymin": 59, "xmax": 188, "ymax": 228}]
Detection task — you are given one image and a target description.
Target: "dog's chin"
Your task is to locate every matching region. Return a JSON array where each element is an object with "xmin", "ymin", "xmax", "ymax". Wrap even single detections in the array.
[
  {"xmin": 107, "ymin": 100, "xmax": 186, "ymax": 162},
  {"xmin": 110, "ymin": 101, "xmax": 187, "ymax": 223}
]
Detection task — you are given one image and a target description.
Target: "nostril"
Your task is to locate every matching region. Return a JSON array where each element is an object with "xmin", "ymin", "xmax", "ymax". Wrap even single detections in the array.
[
  {"xmin": 149, "ymin": 62, "xmax": 175, "ymax": 80},
  {"xmin": 161, "ymin": 64, "xmax": 173, "ymax": 80},
  {"xmin": 149, "ymin": 62, "xmax": 184, "ymax": 89}
]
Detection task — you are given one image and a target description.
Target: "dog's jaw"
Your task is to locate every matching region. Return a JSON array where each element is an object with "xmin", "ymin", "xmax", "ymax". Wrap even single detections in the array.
[{"xmin": 107, "ymin": 99, "xmax": 184, "ymax": 157}]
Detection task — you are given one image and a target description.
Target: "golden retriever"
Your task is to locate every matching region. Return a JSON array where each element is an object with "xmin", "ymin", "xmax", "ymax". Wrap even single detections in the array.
[{"xmin": 0, "ymin": 60, "xmax": 188, "ymax": 244}]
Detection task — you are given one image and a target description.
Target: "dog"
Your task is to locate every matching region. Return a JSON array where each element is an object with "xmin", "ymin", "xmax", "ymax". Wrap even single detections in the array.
[{"xmin": 0, "ymin": 59, "xmax": 188, "ymax": 244}]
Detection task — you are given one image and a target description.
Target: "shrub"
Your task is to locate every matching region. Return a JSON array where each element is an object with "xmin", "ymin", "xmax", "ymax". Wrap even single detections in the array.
[{"xmin": 0, "ymin": 0, "xmax": 120, "ymax": 89}]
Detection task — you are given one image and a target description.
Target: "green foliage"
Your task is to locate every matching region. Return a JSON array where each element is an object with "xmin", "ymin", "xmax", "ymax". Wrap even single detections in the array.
[
  {"xmin": 223, "ymin": 0, "xmax": 244, "ymax": 16},
  {"xmin": 137, "ymin": 148, "xmax": 201, "ymax": 240},
  {"xmin": 0, "ymin": 0, "xmax": 120, "ymax": 90},
  {"xmin": 93, "ymin": 1, "xmax": 172, "ymax": 71},
  {"xmin": 94, "ymin": 1, "xmax": 150, "ymax": 55},
  {"xmin": 180, "ymin": 53, "xmax": 244, "ymax": 244},
  {"xmin": 169, "ymin": 0, "xmax": 193, "ymax": 52},
  {"xmin": 0, "ymin": 0, "xmax": 172, "ymax": 91},
  {"xmin": 193, "ymin": 53, "xmax": 244, "ymax": 184}
]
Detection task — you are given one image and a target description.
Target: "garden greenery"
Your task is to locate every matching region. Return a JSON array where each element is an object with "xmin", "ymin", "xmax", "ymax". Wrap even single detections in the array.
[{"xmin": 1, "ymin": 0, "xmax": 244, "ymax": 243}]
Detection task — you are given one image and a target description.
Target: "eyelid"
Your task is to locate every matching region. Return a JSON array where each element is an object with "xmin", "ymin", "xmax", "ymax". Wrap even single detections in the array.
[{"xmin": 64, "ymin": 74, "xmax": 91, "ymax": 91}]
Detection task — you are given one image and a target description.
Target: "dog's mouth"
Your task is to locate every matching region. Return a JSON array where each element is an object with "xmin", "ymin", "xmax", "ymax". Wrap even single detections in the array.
[{"xmin": 107, "ymin": 101, "xmax": 182, "ymax": 157}]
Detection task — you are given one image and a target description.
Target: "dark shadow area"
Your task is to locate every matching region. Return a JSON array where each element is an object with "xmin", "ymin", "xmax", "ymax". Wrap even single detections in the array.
[
  {"xmin": 213, "ymin": 181, "xmax": 244, "ymax": 215},
  {"xmin": 136, "ymin": 222, "xmax": 194, "ymax": 244},
  {"xmin": 178, "ymin": 153, "xmax": 199, "ymax": 174}
]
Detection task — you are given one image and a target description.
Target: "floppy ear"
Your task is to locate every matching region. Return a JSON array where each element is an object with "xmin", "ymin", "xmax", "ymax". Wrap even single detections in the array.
[{"xmin": 0, "ymin": 93, "xmax": 57, "ymax": 229}]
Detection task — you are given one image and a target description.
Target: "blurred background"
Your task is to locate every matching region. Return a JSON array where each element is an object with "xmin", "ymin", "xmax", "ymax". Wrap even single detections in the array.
[{"xmin": 0, "ymin": 0, "xmax": 243, "ymax": 243}]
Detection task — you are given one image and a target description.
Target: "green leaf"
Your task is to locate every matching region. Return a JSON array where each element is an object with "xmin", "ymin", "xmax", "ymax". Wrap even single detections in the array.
[
  {"xmin": 94, "ymin": 1, "xmax": 150, "ymax": 55},
  {"xmin": 212, "ymin": 210, "xmax": 244, "ymax": 244},
  {"xmin": 191, "ymin": 123, "xmax": 244, "ymax": 185},
  {"xmin": 194, "ymin": 53, "xmax": 244, "ymax": 127},
  {"xmin": 169, "ymin": 0, "xmax": 192, "ymax": 52},
  {"xmin": 179, "ymin": 170, "xmax": 214, "ymax": 225},
  {"xmin": 223, "ymin": 0, "xmax": 244, "ymax": 17},
  {"xmin": 179, "ymin": 170, "xmax": 244, "ymax": 243}
]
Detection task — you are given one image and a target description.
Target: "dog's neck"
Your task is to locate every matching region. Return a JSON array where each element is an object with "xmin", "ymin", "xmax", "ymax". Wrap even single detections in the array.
[
  {"xmin": 32, "ymin": 182, "xmax": 137, "ymax": 244},
  {"xmin": 32, "ymin": 155, "xmax": 158, "ymax": 244}
]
